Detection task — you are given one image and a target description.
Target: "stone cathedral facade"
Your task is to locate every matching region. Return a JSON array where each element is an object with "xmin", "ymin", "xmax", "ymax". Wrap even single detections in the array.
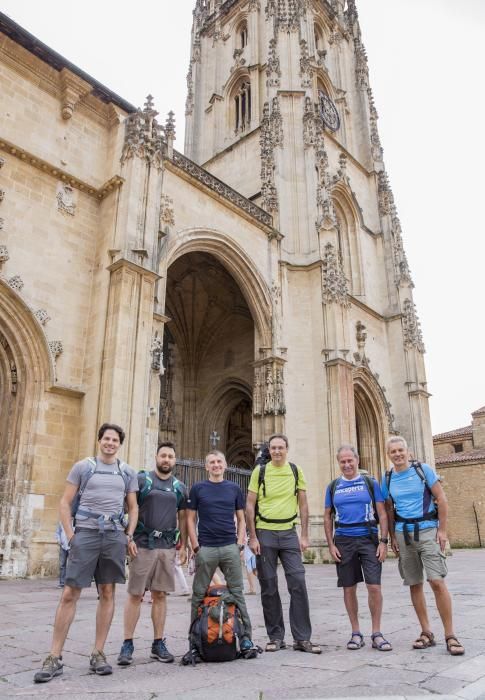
[{"xmin": 0, "ymin": 0, "xmax": 432, "ymax": 576}]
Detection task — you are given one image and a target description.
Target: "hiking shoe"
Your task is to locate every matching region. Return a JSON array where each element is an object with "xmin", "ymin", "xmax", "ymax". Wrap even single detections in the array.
[
  {"xmin": 117, "ymin": 640, "xmax": 134, "ymax": 666},
  {"xmin": 89, "ymin": 649, "xmax": 113, "ymax": 675},
  {"xmin": 34, "ymin": 654, "xmax": 63, "ymax": 683},
  {"xmin": 151, "ymin": 638, "xmax": 174, "ymax": 663}
]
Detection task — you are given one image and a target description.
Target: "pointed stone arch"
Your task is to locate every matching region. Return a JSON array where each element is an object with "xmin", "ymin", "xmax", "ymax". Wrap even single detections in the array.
[
  {"xmin": 332, "ymin": 185, "xmax": 364, "ymax": 297},
  {"xmin": 163, "ymin": 228, "xmax": 272, "ymax": 348},
  {"xmin": 0, "ymin": 279, "xmax": 54, "ymax": 576},
  {"xmin": 353, "ymin": 366, "xmax": 393, "ymax": 477}
]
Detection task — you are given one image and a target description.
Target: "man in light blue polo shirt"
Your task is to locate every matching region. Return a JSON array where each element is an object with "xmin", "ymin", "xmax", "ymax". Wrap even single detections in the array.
[{"xmin": 382, "ymin": 436, "xmax": 464, "ymax": 656}]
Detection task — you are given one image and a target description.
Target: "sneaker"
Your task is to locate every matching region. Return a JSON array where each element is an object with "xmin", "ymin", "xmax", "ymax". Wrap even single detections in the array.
[
  {"xmin": 34, "ymin": 654, "xmax": 63, "ymax": 683},
  {"xmin": 117, "ymin": 640, "xmax": 134, "ymax": 666},
  {"xmin": 89, "ymin": 649, "xmax": 113, "ymax": 675},
  {"xmin": 151, "ymin": 638, "xmax": 174, "ymax": 663}
]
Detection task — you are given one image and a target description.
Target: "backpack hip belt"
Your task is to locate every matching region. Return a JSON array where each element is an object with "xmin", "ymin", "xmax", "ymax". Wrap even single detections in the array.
[
  {"xmin": 135, "ymin": 523, "xmax": 180, "ymax": 550},
  {"xmin": 257, "ymin": 512, "xmax": 297, "ymax": 525},
  {"xmin": 75, "ymin": 508, "xmax": 124, "ymax": 531},
  {"xmin": 335, "ymin": 519, "xmax": 377, "ymax": 535},
  {"xmin": 395, "ymin": 511, "xmax": 438, "ymax": 545}
]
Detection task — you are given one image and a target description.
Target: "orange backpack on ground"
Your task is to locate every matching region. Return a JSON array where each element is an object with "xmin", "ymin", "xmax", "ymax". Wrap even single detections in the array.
[{"xmin": 190, "ymin": 584, "xmax": 242, "ymax": 662}]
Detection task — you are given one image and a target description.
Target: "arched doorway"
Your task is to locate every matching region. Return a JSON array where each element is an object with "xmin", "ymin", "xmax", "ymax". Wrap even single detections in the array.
[
  {"xmin": 353, "ymin": 368, "xmax": 391, "ymax": 478},
  {"xmin": 163, "ymin": 252, "xmax": 255, "ymax": 461}
]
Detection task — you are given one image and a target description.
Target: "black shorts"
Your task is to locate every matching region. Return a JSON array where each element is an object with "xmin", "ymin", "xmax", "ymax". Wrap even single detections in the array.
[{"xmin": 334, "ymin": 535, "xmax": 382, "ymax": 588}]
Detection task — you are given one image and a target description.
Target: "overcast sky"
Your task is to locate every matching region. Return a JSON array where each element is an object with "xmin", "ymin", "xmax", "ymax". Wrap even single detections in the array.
[{"xmin": 1, "ymin": 0, "xmax": 483, "ymax": 435}]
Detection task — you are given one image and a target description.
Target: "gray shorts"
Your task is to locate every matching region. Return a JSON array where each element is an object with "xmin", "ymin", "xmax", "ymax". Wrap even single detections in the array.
[
  {"xmin": 396, "ymin": 527, "xmax": 448, "ymax": 586},
  {"xmin": 65, "ymin": 528, "xmax": 127, "ymax": 588},
  {"xmin": 334, "ymin": 535, "xmax": 382, "ymax": 588},
  {"xmin": 127, "ymin": 547, "xmax": 176, "ymax": 596}
]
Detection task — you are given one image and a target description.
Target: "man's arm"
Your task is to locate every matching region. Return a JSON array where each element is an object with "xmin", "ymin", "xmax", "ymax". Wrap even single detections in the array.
[
  {"xmin": 125, "ymin": 491, "xmax": 139, "ymax": 557},
  {"xmin": 323, "ymin": 506, "xmax": 341, "ymax": 562},
  {"xmin": 58, "ymin": 483, "xmax": 78, "ymax": 543},
  {"xmin": 431, "ymin": 480, "xmax": 448, "ymax": 552},
  {"xmin": 375, "ymin": 501, "xmax": 388, "ymax": 562},
  {"xmin": 186, "ymin": 509, "xmax": 199, "ymax": 551},
  {"xmin": 385, "ymin": 499, "xmax": 399, "ymax": 555},
  {"xmin": 235, "ymin": 509, "xmax": 246, "ymax": 547},
  {"xmin": 178, "ymin": 509, "xmax": 188, "ymax": 565},
  {"xmin": 297, "ymin": 489, "xmax": 309, "ymax": 552},
  {"xmin": 245, "ymin": 491, "xmax": 260, "ymax": 555}
]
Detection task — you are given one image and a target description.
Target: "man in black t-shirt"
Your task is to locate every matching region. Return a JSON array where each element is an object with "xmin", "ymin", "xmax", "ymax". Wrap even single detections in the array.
[
  {"xmin": 187, "ymin": 450, "xmax": 255, "ymax": 654},
  {"xmin": 117, "ymin": 442, "xmax": 187, "ymax": 666}
]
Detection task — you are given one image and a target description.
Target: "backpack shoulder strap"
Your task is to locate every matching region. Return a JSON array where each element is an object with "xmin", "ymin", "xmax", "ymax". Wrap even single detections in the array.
[
  {"xmin": 257, "ymin": 464, "xmax": 266, "ymax": 498},
  {"xmin": 78, "ymin": 458, "xmax": 97, "ymax": 497},
  {"xmin": 289, "ymin": 462, "xmax": 299, "ymax": 496},
  {"xmin": 412, "ymin": 461, "xmax": 430, "ymax": 489},
  {"xmin": 385, "ymin": 468, "xmax": 393, "ymax": 497},
  {"xmin": 363, "ymin": 475, "xmax": 378, "ymax": 522},
  {"xmin": 329, "ymin": 478, "xmax": 339, "ymax": 514},
  {"xmin": 137, "ymin": 469, "xmax": 153, "ymax": 504},
  {"xmin": 117, "ymin": 460, "xmax": 131, "ymax": 493}
]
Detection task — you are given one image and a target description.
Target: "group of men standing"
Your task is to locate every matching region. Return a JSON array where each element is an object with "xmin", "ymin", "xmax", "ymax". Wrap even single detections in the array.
[{"xmin": 34, "ymin": 426, "xmax": 463, "ymax": 684}]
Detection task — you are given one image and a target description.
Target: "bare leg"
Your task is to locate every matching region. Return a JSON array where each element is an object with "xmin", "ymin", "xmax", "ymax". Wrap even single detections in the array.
[
  {"xmin": 366, "ymin": 584, "xmax": 383, "ymax": 634},
  {"xmin": 428, "ymin": 579, "xmax": 454, "ymax": 637},
  {"xmin": 246, "ymin": 569, "xmax": 258, "ymax": 593},
  {"xmin": 94, "ymin": 583, "xmax": 115, "ymax": 651},
  {"xmin": 51, "ymin": 585, "xmax": 82, "ymax": 657},
  {"xmin": 151, "ymin": 591, "xmax": 167, "ymax": 639},
  {"xmin": 343, "ymin": 585, "xmax": 359, "ymax": 631},
  {"xmin": 123, "ymin": 592, "xmax": 143, "ymax": 639},
  {"xmin": 410, "ymin": 583, "xmax": 431, "ymax": 632}
]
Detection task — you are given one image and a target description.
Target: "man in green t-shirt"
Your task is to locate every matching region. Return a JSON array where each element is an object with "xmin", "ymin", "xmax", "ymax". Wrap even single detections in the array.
[{"xmin": 246, "ymin": 434, "xmax": 321, "ymax": 654}]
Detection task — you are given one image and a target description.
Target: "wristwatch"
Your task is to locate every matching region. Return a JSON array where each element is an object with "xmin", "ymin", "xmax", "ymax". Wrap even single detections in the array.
[
  {"xmin": 238, "ymin": 544, "xmax": 245, "ymax": 551},
  {"xmin": 379, "ymin": 537, "xmax": 389, "ymax": 544},
  {"xmin": 193, "ymin": 545, "xmax": 200, "ymax": 554},
  {"xmin": 126, "ymin": 534, "xmax": 134, "ymax": 542}
]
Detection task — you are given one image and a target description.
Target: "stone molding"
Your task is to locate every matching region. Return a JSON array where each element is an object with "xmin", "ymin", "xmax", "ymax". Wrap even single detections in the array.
[
  {"xmin": 170, "ymin": 150, "xmax": 276, "ymax": 232},
  {"xmin": 0, "ymin": 137, "xmax": 124, "ymax": 200},
  {"xmin": 58, "ymin": 67, "xmax": 91, "ymax": 120}
]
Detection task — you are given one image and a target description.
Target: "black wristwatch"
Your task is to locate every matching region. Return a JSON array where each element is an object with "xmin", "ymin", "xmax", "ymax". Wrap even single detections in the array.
[
  {"xmin": 193, "ymin": 545, "xmax": 200, "ymax": 554},
  {"xmin": 379, "ymin": 537, "xmax": 389, "ymax": 544},
  {"xmin": 238, "ymin": 544, "xmax": 245, "ymax": 551}
]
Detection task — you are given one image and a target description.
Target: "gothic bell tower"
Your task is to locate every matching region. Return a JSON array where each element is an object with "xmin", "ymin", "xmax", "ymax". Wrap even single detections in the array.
[{"xmin": 184, "ymin": 0, "xmax": 433, "ymax": 531}]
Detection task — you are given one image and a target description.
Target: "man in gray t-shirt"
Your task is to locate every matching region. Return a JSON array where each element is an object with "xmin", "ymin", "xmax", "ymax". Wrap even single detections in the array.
[{"xmin": 34, "ymin": 423, "xmax": 139, "ymax": 684}]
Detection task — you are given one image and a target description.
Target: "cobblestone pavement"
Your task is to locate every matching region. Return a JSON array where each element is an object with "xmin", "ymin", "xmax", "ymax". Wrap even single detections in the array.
[{"xmin": 1, "ymin": 550, "xmax": 484, "ymax": 699}]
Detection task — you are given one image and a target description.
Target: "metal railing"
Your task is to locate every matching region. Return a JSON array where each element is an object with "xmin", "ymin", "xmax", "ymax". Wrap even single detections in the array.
[{"xmin": 174, "ymin": 458, "xmax": 251, "ymax": 493}]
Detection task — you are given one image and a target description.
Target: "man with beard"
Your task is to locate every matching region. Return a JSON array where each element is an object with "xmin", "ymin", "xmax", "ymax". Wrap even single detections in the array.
[{"xmin": 117, "ymin": 442, "xmax": 188, "ymax": 666}]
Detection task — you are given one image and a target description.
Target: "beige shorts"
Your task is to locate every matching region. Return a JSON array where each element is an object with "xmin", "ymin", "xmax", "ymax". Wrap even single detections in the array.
[
  {"xmin": 396, "ymin": 527, "xmax": 448, "ymax": 586},
  {"xmin": 127, "ymin": 547, "xmax": 176, "ymax": 596}
]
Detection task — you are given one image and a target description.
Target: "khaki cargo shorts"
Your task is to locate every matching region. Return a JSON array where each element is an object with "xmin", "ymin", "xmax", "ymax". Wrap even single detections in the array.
[
  {"xmin": 127, "ymin": 547, "xmax": 176, "ymax": 596},
  {"xmin": 396, "ymin": 527, "xmax": 447, "ymax": 586}
]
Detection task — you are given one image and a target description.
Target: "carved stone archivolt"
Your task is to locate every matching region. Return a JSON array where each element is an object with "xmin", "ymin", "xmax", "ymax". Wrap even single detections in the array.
[
  {"xmin": 321, "ymin": 242, "xmax": 349, "ymax": 306},
  {"xmin": 254, "ymin": 361, "xmax": 286, "ymax": 416},
  {"xmin": 56, "ymin": 183, "xmax": 76, "ymax": 216},
  {"xmin": 402, "ymin": 299, "xmax": 425, "ymax": 353},
  {"xmin": 260, "ymin": 97, "xmax": 283, "ymax": 213}
]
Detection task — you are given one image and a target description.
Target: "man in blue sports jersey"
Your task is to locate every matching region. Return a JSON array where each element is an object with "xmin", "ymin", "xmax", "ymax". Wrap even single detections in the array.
[
  {"xmin": 382, "ymin": 436, "xmax": 464, "ymax": 656},
  {"xmin": 324, "ymin": 445, "xmax": 391, "ymax": 652}
]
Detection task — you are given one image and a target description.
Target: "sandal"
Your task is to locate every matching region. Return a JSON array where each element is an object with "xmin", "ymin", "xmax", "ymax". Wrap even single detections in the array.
[
  {"xmin": 446, "ymin": 636, "xmax": 465, "ymax": 656},
  {"xmin": 265, "ymin": 639, "xmax": 286, "ymax": 652},
  {"xmin": 292, "ymin": 640, "xmax": 321, "ymax": 654},
  {"xmin": 371, "ymin": 632, "xmax": 392, "ymax": 651},
  {"xmin": 347, "ymin": 632, "xmax": 365, "ymax": 650},
  {"xmin": 413, "ymin": 631, "xmax": 436, "ymax": 650}
]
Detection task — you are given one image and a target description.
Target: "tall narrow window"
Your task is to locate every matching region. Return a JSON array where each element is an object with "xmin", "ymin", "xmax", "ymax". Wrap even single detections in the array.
[
  {"xmin": 234, "ymin": 81, "xmax": 251, "ymax": 134},
  {"xmin": 239, "ymin": 21, "xmax": 248, "ymax": 48}
]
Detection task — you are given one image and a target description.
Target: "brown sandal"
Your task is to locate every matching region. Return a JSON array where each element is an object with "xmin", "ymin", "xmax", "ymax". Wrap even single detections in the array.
[
  {"xmin": 413, "ymin": 631, "xmax": 436, "ymax": 649},
  {"xmin": 446, "ymin": 636, "xmax": 465, "ymax": 656}
]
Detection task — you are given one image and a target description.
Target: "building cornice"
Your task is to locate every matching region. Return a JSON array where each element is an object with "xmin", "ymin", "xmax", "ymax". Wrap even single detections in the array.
[{"xmin": 0, "ymin": 137, "xmax": 124, "ymax": 200}]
